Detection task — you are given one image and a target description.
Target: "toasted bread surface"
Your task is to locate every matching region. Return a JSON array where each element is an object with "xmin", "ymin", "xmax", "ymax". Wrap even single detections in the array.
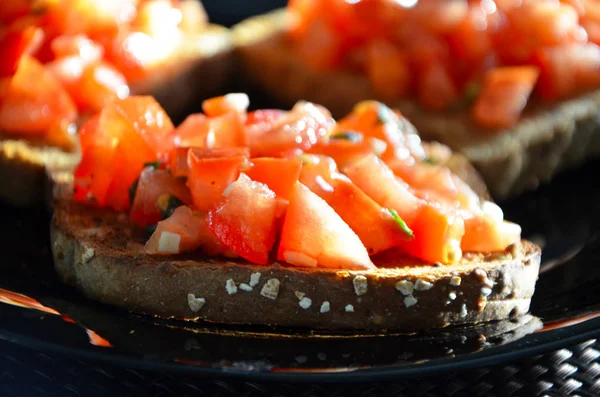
[
  {"xmin": 51, "ymin": 201, "xmax": 540, "ymax": 331},
  {"xmin": 233, "ymin": 10, "xmax": 600, "ymax": 199}
]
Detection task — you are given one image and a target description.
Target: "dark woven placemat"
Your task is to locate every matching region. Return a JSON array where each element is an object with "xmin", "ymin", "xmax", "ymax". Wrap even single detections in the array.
[{"xmin": 1, "ymin": 339, "xmax": 598, "ymax": 397}]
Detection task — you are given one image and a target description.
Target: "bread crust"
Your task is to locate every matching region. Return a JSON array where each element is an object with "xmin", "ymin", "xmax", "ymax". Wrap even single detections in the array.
[
  {"xmin": 0, "ymin": 25, "xmax": 234, "ymax": 206},
  {"xmin": 233, "ymin": 10, "xmax": 600, "ymax": 199},
  {"xmin": 51, "ymin": 201, "xmax": 540, "ymax": 331}
]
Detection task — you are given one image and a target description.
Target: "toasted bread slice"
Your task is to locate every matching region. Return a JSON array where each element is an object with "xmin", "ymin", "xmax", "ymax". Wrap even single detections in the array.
[
  {"xmin": 0, "ymin": 25, "xmax": 234, "ymax": 207},
  {"xmin": 51, "ymin": 200, "xmax": 540, "ymax": 331},
  {"xmin": 233, "ymin": 9, "xmax": 600, "ymax": 199}
]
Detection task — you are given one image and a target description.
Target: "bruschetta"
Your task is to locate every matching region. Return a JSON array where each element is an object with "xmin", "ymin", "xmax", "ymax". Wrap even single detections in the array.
[
  {"xmin": 50, "ymin": 93, "xmax": 540, "ymax": 331},
  {"xmin": 233, "ymin": 1, "xmax": 600, "ymax": 199},
  {"xmin": 0, "ymin": 0, "xmax": 233, "ymax": 206}
]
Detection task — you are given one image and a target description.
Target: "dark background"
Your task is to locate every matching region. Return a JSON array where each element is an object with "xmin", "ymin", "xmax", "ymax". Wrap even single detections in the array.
[{"xmin": 202, "ymin": 0, "xmax": 287, "ymax": 26}]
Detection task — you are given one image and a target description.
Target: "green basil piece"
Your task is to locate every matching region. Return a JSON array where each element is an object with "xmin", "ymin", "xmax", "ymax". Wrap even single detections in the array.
[
  {"xmin": 330, "ymin": 131, "xmax": 363, "ymax": 142},
  {"xmin": 143, "ymin": 161, "xmax": 161, "ymax": 170},
  {"xmin": 386, "ymin": 208, "xmax": 414, "ymax": 238}
]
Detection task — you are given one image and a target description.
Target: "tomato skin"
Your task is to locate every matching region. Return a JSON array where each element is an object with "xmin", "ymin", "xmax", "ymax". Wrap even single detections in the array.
[
  {"xmin": 327, "ymin": 177, "xmax": 412, "ymax": 255},
  {"xmin": 0, "ymin": 26, "xmax": 43, "ymax": 78},
  {"xmin": 50, "ymin": 34, "xmax": 104, "ymax": 62},
  {"xmin": 418, "ymin": 60, "xmax": 459, "ymax": 111},
  {"xmin": 130, "ymin": 167, "xmax": 192, "ymax": 227},
  {"xmin": 207, "ymin": 174, "xmax": 279, "ymax": 265},
  {"xmin": 472, "ymin": 66, "xmax": 540, "ymax": 129},
  {"xmin": 462, "ymin": 217, "xmax": 521, "ymax": 252},
  {"xmin": 172, "ymin": 113, "xmax": 211, "ymax": 148},
  {"xmin": 297, "ymin": 155, "xmax": 338, "ymax": 200},
  {"xmin": 168, "ymin": 146, "xmax": 249, "ymax": 178},
  {"xmin": 145, "ymin": 206, "xmax": 230, "ymax": 256},
  {"xmin": 278, "ymin": 182, "xmax": 375, "ymax": 270},
  {"xmin": 187, "ymin": 151, "xmax": 247, "ymax": 212},
  {"xmin": 245, "ymin": 158, "xmax": 302, "ymax": 200}
]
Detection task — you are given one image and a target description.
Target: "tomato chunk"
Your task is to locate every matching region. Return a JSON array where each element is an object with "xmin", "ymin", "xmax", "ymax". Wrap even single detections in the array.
[
  {"xmin": 245, "ymin": 158, "xmax": 302, "ymax": 200},
  {"xmin": 0, "ymin": 26, "xmax": 43, "ymax": 78},
  {"xmin": 168, "ymin": 147, "xmax": 250, "ymax": 178},
  {"xmin": 130, "ymin": 167, "xmax": 192, "ymax": 227},
  {"xmin": 145, "ymin": 206, "xmax": 230, "ymax": 256},
  {"xmin": 278, "ymin": 182, "xmax": 375, "ymax": 270},
  {"xmin": 202, "ymin": 93, "xmax": 250, "ymax": 117},
  {"xmin": 327, "ymin": 177, "xmax": 413, "ymax": 255},
  {"xmin": 187, "ymin": 151, "xmax": 247, "ymax": 212},
  {"xmin": 207, "ymin": 174, "xmax": 279, "ymax": 264},
  {"xmin": 473, "ymin": 66, "xmax": 540, "ymax": 129}
]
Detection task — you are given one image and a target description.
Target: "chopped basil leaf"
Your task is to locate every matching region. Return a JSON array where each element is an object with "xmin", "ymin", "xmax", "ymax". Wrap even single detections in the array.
[
  {"xmin": 143, "ymin": 160, "xmax": 161, "ymax": 170},
  {"xmin": 158, "ymin": 195, "xmax": 185, "ymax": 220},
  {"xmin": 128, "ymin": 178, "xmax": 139, "ymax": 206},
  {"xmin": 298, "ymin": 154, "xmax": 317, "ymax": 164},
  {"xmin": 376, "ymin": 103, "xmax": 395, "ymax": 124},
  {"xmin": 423, "ymin": 156, "xmax": 437, "ymax": 165},
  {"xmin": 330, "ymin": 131, "xmax": 363, "ymax": 142},
  {"xmin": 386, "ymin": 208, "xmax": 414, "ymax": 238},
  {"xmin": 451, "ymin": 82, "xmax": 481, "ymax": 111}
]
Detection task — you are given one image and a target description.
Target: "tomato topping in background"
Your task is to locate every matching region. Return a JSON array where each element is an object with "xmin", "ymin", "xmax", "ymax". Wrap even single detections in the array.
[
  {"xmin": 202, "ymin": 93, "xmax": 250, "ymax": 118},
  {"xmin": 288, "ymin": 0, "xmax": 600, "ymax": 128},
  {"xmin": 207, "ymin": 174, "xmax": 279, "ymax": 265},
  {"xmin": 0, "ymin": 26, "xmax": 43, "ymax": 78}
]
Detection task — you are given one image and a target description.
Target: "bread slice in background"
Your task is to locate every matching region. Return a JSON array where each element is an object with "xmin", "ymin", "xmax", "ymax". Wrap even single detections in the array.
[
  {"xmin": 233, "ymin": 10, "xmax": 600, "ymax": 200},
  {"xmin": 51, "ymin": 200, "xmax": 540, "ymax": 332},
  {"xmin": 0, "ymin": 25, "xmax": 234, "ymax": 207}
]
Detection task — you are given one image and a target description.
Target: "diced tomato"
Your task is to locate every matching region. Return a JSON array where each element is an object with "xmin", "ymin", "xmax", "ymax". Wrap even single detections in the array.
[
  {"xmin": 248, "ymin": 102, "xmax": 334, "ymax": 157},
  {"xmin": 168, "ymin": 147, "xmax": 249, "ymax": 178},
  {"xmin": 245, "ymin": 158, "xmax": 302, "ymax": 200},
  {"xmin": 0, "ymin": 26, "xmax": 43, "ymax": 78},
  {"xmin": 297, "ymin": 155, "xmax": 338, "ymax": 200},
  {"xmin": 187, "ymin": 151, "xmax": 247, "ymax": 212},
  {"xmin": 462, "ymin": 216, "xmax": 521, "ymax": 253},
  {"xmin": 365, "ymin": 39, "xmax": 410, "ymax": 99},
  {"xmin": 533, "ymin": 43, "xmax": 600, "ymax": 100},
  {"xmin": 399, "ymin": 203, "xmax": 465, "ymax": 264},
  {"xmin": 308, "ymin": 132, "xmax": 385, "ymax": 169},
  {"xmin": 447, "ymin": 6, "xmax": 493, "ymax": 63},
  {"xmin": 177, "ymin": 0, "xmax": 209, "ymax": 34},
  {"xmin": 202, "ymin": 93, "xmax": 249, "ymax": 117},
  {"xmin": 343, "ymin": 154, "xmax": 421, "ymax": 224},
  {"xmin": 327, "ymin": 177, "xmax": 412, "ymax": 255},
  {"xmin": 130, "ymin": 167, "xmax": 192, "ymax": 227},
  {"xmin": 413, "ymin": 1, "xmax": 469, "ymax": 34},
  {"xmin": 172, "ymin": 113, "xmax": 211, "ymax": 148},
  {"xmin": 209, "ymin": 111, "xmax": 249, "ymax": 149},
  {"xmin": 246, "ymin": 109, "xmax": 286, "ymax": 127},
  {"xmin": 278, "ymin": 182, "xmax": 375, "ymax": 270},
  {"xmin": 146, "ymin": 206, "xmax": 230, "ymax": 256},
  {"xmin": 418, "ymin": 60, "xmax": 459, "ymax": 111},
  {"xmin": 50, "ymin": 34, "xmax": 104, "ymax": 62},
  {"xmin": 294, "ymin": 18, "xmax": 345, "ymax": 71},
  {"xmin": 582, "ymin": 18, "xmax": 600, "ymax": 45},
  {"xmin": 110, "ymin": 96, "xmax": 175, "ymax": 157},
  {"xmin": 77, "ymin": 62, "xmax": 129, "ymax": 113},
  {"xmin": 0, "ymin": 56, "xmax": 76, "ymax": 136},
  {"xmin": 207, "ymin": 174, "xmax": 278, "ymax": 265},
  {"xmin": 472, "ymin": 66, "xmax": 540, "ymax": 129}
]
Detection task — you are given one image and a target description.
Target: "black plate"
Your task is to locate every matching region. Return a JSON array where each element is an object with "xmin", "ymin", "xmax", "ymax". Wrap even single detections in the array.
[{"xmin": 1, "ymin": 156, "xmax": 600, "ymax": 382}]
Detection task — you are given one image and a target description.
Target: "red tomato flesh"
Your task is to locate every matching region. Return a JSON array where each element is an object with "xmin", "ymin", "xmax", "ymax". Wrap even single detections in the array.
[
  {"xmin": 207, "ymin": 174, "xmax": 279, "ymax": 265},
  {"xmin": 278, "ymin": 182, "xmax": 375, "ymax": 270},
  {"xmin": 245, "ymin": 158, "xmax": 302, "ymax": 200}
]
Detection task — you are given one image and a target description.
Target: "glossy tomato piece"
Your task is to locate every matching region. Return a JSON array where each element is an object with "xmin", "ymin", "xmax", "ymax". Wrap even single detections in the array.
[
  {"xmin": 307, "ymin": 133, "xmax": 384, "ymax": 169},
  {"xmin": 366, "ymin": 39, "xmax": 411, "ymax": 99},
  {"xmin": 297, "ymin": 154, "xmax": 338, "ymax": 200},
  {"xmin": 462, "ymin": 216, "xmax": 521, "ymax": 252},
  {"xmin": 145, "ymin": 206, "xmax": 230, "ymax": 256},
  {"xmin": 209, "ymin": 111, "xmax": 248, "ymax": 149},
  {"xmin": 343, "ymin": 154, "xmax": 421, "ymax": 223},
  {"xmin": 418, "ymin": 60, "xmax": 459, "ymax": 111},
  {"xmin": 168, "ymin": 147, "xmax": 249, "ymax": 178},
  {"xmin": 130, "ymin": 167, "xmax": 192, "ymax": 227},
  {"xmin": 245, "ymin": 158, "xmax": 302, "ymax": 200},
  {"xmin": 172, "ymin": 113, "xmax": 211, "ymax": 148},
  {"xmin": 202, "ymin": 93, "xmax": 249, "ymax": 117},
  {"xmin": 187, "ymin": 151, "xmax": 247, "ymax": 212},
  {"xmin": 472, "ymin": 66, "xmax": 540, "ymax": 129},
  {"xmin": 111, "ymin": 96, "xmax": 175, "ymax": 157},
  {"xmin": 248, "ymin": 101, "xmax": 334, "ymax": 157},
  {"xmin": 533, "ymin": 44, "xmax": 600, "ymax": 100},
  {"xmin": 50, "ymin": 34, "xmax": 104, "ymax": 62},
  {"xmin": 245, "ymin": 109, "xmax": 285, "ymax": 127},
  {"xmin": 294, "ymin": 18, "xmax": 345, "ymax": 71},
  {"xmin": 278, "ymin": 182, "xmax": 375, "ymax": 270},
  {"xmin": 207, "ymin": 173, "xmax": 279, "ymax": 265},
  {"xmin": 77, "ymin": 62, "xmax": 129, "ymax": 113},
  {"xmin": 0, "ymin": 56, "xmax": 76, "ymax": 136},
  {"xmin": 327, "ymin": 177, "xmax": 413, "ymax": 255},
  {"xmin": 0, "ymin": 26, "xmax": 43, "ymax": 78}
]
